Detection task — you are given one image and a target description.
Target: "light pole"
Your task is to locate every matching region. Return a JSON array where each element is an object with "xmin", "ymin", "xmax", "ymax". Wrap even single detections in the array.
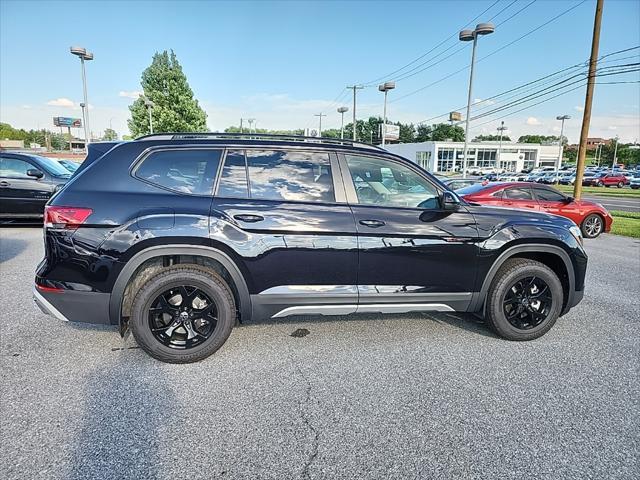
[
  {"xmin": 247, "ymin": 118, "xmax": 256, "ymax": 134},
  {"xmin": 612, "ymin": 135, "xmax": 619, "ymax": 170},
  {"xmin": 459, "ymin": 23, "xmax": 495, "ymax": 178},
  {"xmin": 497, "ymin": 121, "xmax": 507, "ymax": 171},
  {"xmin": 143, "ymin": 97, "xmax": 155, "ymax": 134},
  {"xmin": 79, "ymin": 102, "xmax": 87, "ymax": 150},
  {"xmin": 556, "ymin": 115, "xmax": 570, "ymax": 181},
  {"xmin": 314, "ymin": 113, "xmax": 326, "ymax": 137},
  {"xmin": 337, "ymin": 106, "xmax": 349, "ymax": 139},
  {"xmin": 378, "ymin": 81, "xmax": 395, "ymax": 147},
  {"xmin": 70, "ymin": 46, "xmax": 93, "ymax": 144}
]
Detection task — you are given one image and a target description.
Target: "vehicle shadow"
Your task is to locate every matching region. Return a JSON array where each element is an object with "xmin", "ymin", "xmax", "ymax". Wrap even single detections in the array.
[
  {"xmin": 66, "ymin": 353, "xmax": 170, "ymax": 480},
  {"xmin": 241, "ymin": 311, "xmax": 499, "ymax": 339},
  {"xmin": 0, "ymin": 236, "xmax": 28, "ymax": 263}
]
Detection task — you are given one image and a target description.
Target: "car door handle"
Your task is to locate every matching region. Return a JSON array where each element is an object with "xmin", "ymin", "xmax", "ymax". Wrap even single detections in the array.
[
  {"xmin": 0, "ymin": 181, "xmax": 10, "ymax": 187},
  {"xmin": 359, "ymin": 219, "xmax": 386, "ymax": 228},
  {"xmin": 233, "ymin": 214, "xmax": 264, "ymax": 223}
]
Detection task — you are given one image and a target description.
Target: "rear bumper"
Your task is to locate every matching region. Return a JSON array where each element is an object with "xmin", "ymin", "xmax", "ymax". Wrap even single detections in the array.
[{"xmin": 33, "ymin": 285, "xmax": 112, "ymax": 324}]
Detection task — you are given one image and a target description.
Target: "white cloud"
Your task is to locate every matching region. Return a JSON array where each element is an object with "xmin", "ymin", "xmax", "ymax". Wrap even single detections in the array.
[
  {"xmin": 119, "ymin": 90, "xmax": 143, "ymax": 99},
  {"xmin": 474, "ymin": 98, "xmax": 495, "ymax": 107},
  {"xmin": 21, "ymin": 105, "xmax": 31, "ymax": 109},
  {"xmin": 574, "ymin": 105, "xmax": 584, "ymax": 112},
  {"xmin": 607, "ymin": 125, "xmax": 618, "ymax": 130},
  {"xmin": 46, "ymin": 98, "xmax": 75, "ymax": 108},
  {"xmin": 525, "ymin": 117, "xmax": 542, "ymax": 126}
]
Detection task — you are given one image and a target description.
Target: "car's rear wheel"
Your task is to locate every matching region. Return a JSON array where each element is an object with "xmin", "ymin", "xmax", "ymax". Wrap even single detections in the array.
[
  {"xmin": 581, "ymin": 213, "xmax": 604, "ymax": 238},
  {"xmin": 485, "ymin": 258, "xmax": 563, "ymax": 341},
  {"xmin": 617, "ymin": 181, "xmax": 624, "ymax": 188},
  {"xmin": 130, "ymin": 265, "xmax": 235, "ymax": 363},
  {"xmin": 597, "ymin": 181, "xmax": 604, "ymax": 187}
]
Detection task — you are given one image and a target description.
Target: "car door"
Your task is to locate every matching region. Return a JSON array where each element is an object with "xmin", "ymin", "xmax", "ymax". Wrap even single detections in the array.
[
  {"xmin": 211, "ymin": 148, "xmax": 358, "ymax": 319},
  {"xmin": 338, "ymin": 153, "xmax": 479, "ymax": 313},
  {"xmin": 501, "ymin": 185, "xmax": 539, "ymax": 211},
  {"xmin": 0, "ymin": 155, "xmax": 51, "ymax": 216},
  {"xmin": 533, "ymin": 185, "xmax": 579, "ymax": 219}
]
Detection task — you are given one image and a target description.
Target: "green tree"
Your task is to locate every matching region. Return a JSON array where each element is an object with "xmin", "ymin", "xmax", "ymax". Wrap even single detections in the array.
[
  {"xmin": 415, "ymin": 124, "xmax": 432, "ymax": 142},
  {"xmin": 128, "ymin": 50, "xmax": 207, "ymax": 137},
  {"xmin": 473, "ymin": 134, "xmax": 511, "ymax": 142},
  {"xmin": 103, "ymin": 128, "xmax": 118, "ymax": 141},
  {"xmin": 430, "ymin": 123, "xmax": 465, "ymax": 141},
  {"xmin": 518, "ymin": 134, "xmax": 560, "ymax": 144}
]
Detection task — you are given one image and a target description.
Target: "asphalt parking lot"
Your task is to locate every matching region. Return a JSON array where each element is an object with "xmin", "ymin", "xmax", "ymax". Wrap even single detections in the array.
[{"xmin": 1, "ymin": 228, "xmax": 639, "ymax": 480}]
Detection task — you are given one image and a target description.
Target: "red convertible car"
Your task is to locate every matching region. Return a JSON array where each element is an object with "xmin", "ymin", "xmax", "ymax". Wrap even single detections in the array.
[{"xmin": 457, "ymin": 182, "xmax": 613, "ymax": 238}]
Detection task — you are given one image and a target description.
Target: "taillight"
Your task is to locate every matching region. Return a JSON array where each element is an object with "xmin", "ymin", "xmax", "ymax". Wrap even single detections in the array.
[{"xmin": 44, "ymin": 206, "xmax": 93, "ymax": 230}]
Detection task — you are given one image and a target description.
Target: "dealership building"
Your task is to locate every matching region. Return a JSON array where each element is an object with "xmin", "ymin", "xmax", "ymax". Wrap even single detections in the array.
[{"xmin": 384, "ymin": 141, "xmax": 562, "ymax": 173}]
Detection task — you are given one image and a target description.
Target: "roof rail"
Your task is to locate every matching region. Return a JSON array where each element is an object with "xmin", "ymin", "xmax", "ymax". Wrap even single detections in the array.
[{"xmin": 135, "ymin": 132, "xmax": 385, "ymax": 151}]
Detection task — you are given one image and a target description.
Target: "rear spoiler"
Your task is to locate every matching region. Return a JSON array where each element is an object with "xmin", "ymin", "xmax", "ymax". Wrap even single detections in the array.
[{"xmin": 72, "ymin": 142, "xmax": 122, "ymax": 178}]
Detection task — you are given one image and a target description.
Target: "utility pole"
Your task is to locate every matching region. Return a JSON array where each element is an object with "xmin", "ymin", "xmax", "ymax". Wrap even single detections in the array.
[
  {"xmin": 347, "ymin": 85, "xmax": 364, "ymax": 141},
  {"xmin": 314, "ymin": 112, "xmax": 326, "ymax": 136},
  {"xmin": 574, "ymin": 0, "xmax": 604, "ymax": 200}
]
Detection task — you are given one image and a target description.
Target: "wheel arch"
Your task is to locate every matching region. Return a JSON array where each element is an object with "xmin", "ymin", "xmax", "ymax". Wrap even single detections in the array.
[
  {"xmin": 109, "ymin": 245, "xmax": 252, "ymax": 330},
  {"xmin": 470, "ymin": 244, "xmax": 576, "ymax": 316}
]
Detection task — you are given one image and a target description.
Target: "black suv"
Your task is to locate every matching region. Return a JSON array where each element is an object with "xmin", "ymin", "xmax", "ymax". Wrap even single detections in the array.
[{"xmin": 34, "ymin": 134, "xmax": 587, "ymax": 363}]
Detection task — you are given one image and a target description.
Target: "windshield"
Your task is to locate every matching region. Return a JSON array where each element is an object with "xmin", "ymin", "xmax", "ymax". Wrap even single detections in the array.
[
  {"xmin": 29, "ymin": 155, "xmax": 72, "ymax": 177},
  {"xmin": 455, "ymin": 183, "xmax": 492, "ymax": 196}
]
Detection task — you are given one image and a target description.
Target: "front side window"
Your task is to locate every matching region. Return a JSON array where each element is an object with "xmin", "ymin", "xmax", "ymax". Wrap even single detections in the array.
[
  {"xmin": 245, "ymin": 150, "xmax": 334, "ymax": 202},
  {"xmin": 135, "ymin": 149, "xmax": 221, "ymax": 195},
  {"xmin": 0, "ymin": 157, "xmax": 34, "ymax": 178},
  {"xmin": 504, "ymin": 187, "xmax": 533, "ymax": 200},
  {"xmin": 346, "ymin": 155, "xmax": 439, "ymax": 209},
  {"xmin": 535, "ymin": 188, "xmax": 565, "ymax": 202}
]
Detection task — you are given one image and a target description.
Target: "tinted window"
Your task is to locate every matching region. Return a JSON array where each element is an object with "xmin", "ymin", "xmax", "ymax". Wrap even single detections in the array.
[
  {"xmin": 504, "ymin": 187, "xmax": 533, "ymax": 200},
  {"xmin": 246, "ymin": 150, "xmax": 334, "ymax": 202},
  {"xmin": 0, "ymin": 157, "xmax": 33, "ymax": 178},
  {"xmin": 136, "ymin": 149, "xmax": 221, "ymax": 194},
  {"xmin": 217, "ymin": 150, "xmax": 248, "ymax": 198},
  {"xmin": 30, "ymin": 155, "xmax": 72, "ymax": 177},
  {"xmin": 346, "ymin": 155, "xmax": 439, "ymax": 209},
  {"xmin": 535, "ymin": 188, "xmax": 565, "ymax": 202}
]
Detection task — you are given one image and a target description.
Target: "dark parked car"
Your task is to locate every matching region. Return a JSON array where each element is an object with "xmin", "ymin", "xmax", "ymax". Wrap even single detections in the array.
[
  {"xmin": 34, "ymin": 134, "xmax": 587, "ymax": 363},
  {"xmin": 0, "ymin": 152, "xmax": 71, "ymax": 218},
  {"xmin": 57, "ymin": 159, "xmax": 80, "ymax": 172}
]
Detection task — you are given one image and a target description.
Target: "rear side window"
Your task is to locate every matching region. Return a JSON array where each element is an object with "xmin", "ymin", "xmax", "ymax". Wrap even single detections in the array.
[
  {"xmin": 504, "ymin": 187, "xmax": 533, "ymax": 200},
  {"xmin": 0, "ymin": 157, "xmax": 33, "ymax": 178},
  {"xmin": 135, "ymin": 149, "xmax": 221, "ymax": 195},
  {"xmin": 245, "ymin": 150, "xmax": 334, "ymax": 202}
]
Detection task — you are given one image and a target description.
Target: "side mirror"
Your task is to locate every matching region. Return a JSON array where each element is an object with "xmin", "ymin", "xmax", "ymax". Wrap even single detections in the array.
[
  {"xmin": 441, "ymin": 191, "xmax": 461, "ymax": 211},
  {"xmin": 564, "ymin": 196, "xmax": 574, "ymax": 203},
  {"xmin": 26, "ymin": 169, "xmax": 44, "ymax": 179}
]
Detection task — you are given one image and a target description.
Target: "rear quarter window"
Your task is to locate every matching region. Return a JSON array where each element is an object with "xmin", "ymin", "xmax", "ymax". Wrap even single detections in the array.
[{"xmin": 135, "ymin": 149, "xmax": 222, "ymax": 195}]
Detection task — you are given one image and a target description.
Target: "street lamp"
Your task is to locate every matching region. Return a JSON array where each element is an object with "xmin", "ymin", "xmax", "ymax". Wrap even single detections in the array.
[
  {"xmin": 337, "ymin": 106, "xmax": 349, "ymax": 139},
  {"xmin": 143, "ymin": 97, "xmax": 155, "ymax": 134},
  {"xmin": 378, "ymin": 81, "xmax": 396, "ymax": 147},
  {"xmin": 612, "ymin": 135, "xmax": 619, "ymax": 170},
  {"xmin": 556, "ymin": 115, "xmax": 571, "ymax": 181},
  {"xmin": 459, "ymin": 23, "xmax": 495, "ymax": 178},
  {"xmin": 70, "ymin": 46, "xmax": 93, "ymax": 144},
  {"xmin": 79, "ymin": 102, "xmax": 87, "ymax": 150},
  {"xmin": 497, "ymin": 121, "xmax": 507, "ymax": 170}
]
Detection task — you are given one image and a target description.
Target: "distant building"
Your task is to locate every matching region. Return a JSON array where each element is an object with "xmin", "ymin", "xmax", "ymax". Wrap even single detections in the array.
[
  {"xmin": 384, "ymin": 141, "xmax": 562, "ymax": 173},
  {"xmin": 0, "ymin": 139, "xmax": 25, "ymax": 149},
  {"xmin": 585, "ymin": 137, "xmax": 611, "ymax": 150}
]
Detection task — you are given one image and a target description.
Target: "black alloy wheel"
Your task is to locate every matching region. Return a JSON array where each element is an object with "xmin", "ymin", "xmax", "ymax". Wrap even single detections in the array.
[
  {"xmin": 502, "ymin": 276, "xmax": 552, "ymax": 330},
  {"xmin": 148, "ymin": 285, "xmax": 218, "ymax": 349}
]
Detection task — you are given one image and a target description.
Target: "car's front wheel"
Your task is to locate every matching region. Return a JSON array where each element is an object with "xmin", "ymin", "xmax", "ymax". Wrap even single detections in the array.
[
  {"xmin": 485, "ymin": 258, "xmax": 563, "ymax": 341},
  {"xmin": 581, "ymin": 213, "xmax": 604, "ymax": 238},
  {"xmin": 617, "ymin": 181, "xmax": 624, "ymax": 188},
  {"xmin": 130, "ymin": 265, "xmax": 236, "ymax": 363}
]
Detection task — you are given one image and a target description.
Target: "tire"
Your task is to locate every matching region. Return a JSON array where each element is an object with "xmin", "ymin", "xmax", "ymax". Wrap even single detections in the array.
[
  {"xmin": 130, "ymin": 265, "xmax": 236, "ymax": 363},
  {"xmin": 617, "ymin": 181, "xmax": 623, "ymax": 188},
  {"xmin": 581, "ymin": 213, "xmax": 604, "ymax": 238},
  {"xmin": 485, "ymin": 258, "xmax": 563, "ymax": 341},
  {"xmin": 632, "ymin": 185, "xmax": 639, "ymax": 190},
  {"xmin": 597, "ymin": 181, "xmax": 604, "ymax": 187}
]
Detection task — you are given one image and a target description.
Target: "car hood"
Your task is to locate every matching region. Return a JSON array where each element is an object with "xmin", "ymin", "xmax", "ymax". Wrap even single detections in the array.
[{"xmin": 464, "ymin": 203, "xmax": 577, "ymax": 232}]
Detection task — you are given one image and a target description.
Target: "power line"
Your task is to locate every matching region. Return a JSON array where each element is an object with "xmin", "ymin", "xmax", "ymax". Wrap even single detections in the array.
[
  {"xmin": 362, "ymin": 0, "xmax": 503, "ymax": 86},
  {"xmin": 391, "ymin": 0, "xmax": 589, "ymax": 104}
]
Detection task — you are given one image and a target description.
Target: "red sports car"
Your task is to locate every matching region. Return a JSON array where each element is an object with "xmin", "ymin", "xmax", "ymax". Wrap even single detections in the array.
[{"xmin": 457, "ymin": 182, "xmax": 613, "ymax": 238}]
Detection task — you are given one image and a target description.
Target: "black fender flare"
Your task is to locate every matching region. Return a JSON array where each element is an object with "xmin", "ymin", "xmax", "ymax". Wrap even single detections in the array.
[
  {"xmin": 469, "ymin": 244, "xmax": 576, "ymax": 314},
  {"xmin": 109, "ymin": 245, "xmax": 252, "ymax": 326}
]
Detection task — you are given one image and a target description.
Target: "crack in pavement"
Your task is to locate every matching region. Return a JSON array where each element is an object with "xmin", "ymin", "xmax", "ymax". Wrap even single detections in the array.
[{"xmin": 294, "ymin": 362, "xmax": 320, "ymax": 480}]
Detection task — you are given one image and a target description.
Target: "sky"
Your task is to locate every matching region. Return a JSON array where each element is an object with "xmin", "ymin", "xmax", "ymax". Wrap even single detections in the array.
[{"xmin": 1, "ymin": 0, "xmax": 639, "ymax": 143}]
